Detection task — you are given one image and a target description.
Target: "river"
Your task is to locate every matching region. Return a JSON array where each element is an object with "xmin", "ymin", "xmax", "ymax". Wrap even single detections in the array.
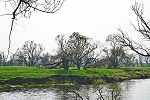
[{"xmin": 0, "ymin": 79, "xmax": 150, "ymax": 100}]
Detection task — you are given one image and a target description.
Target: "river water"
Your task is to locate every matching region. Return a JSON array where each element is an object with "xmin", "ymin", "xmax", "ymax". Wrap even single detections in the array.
[{"xmin": 0, "ymin": 79, "xmax": 150, "ymax": 100}]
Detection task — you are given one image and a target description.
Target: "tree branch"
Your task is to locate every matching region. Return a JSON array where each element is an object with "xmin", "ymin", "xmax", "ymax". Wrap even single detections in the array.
[
  {"xmin": 1, "ymin": 0, "xmax": 65, "ymax": 59},
  {"xmin": 118, "ymin": 28, "xmax": 150, "ymax": 57}
]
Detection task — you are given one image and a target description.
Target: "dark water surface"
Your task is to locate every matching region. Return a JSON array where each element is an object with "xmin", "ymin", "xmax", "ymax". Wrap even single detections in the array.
[{"xmin": 0, "ymin": 79, "xmax": 150, "ymax": 100}]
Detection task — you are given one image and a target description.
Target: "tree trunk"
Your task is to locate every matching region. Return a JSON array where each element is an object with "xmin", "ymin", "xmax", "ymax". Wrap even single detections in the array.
[
  {"xmin": 77, "ymin": 61, "xmax": 80, "ymax": 70},
  {"xmin": 62, "ymin": 58, "xmax": 69, "ymax": 70}
]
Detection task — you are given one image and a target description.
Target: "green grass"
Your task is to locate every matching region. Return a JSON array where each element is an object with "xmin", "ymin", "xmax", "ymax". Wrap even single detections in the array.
[
  {"xmin": 0, "ymin": 66, "xmax": 60, "ymax": 81},
  {"xmin": 0, "ymin": 66, "xmax": 150, "ymax": 83}
]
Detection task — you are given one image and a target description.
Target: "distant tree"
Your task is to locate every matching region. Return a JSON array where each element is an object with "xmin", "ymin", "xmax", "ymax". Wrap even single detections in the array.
[
  {"xmin": 7, "ymin": 54, "xmax": 15, "ymax": 66},
  {"xmin": 106, "ymin": 34, "xmax": 121, "ymax": 50},
  {"xmin": 138, "ymin": 55, "xmax": 145, "ymax": 66},
  {"xmin": 103, "ymin": 47, "xmax": 127, "ymax": 68},
  {"xmin": 14, "ymin": 41, "xmax": 44, "ymax": 66},
  {"xmin": 118, "ymin": 1, "xmax": 150, "ymax": 57},
  {"xmin": 144, "ymin": 56, "xmax": 150, "ymax": 66},
  {"xmin": 136, "ymin": 55, "xmax": 150, "ymax": 67},
  {"xmin": 0, "ymin": 52, "xmax": 7, "ymax": 66},
  {"xmin": 39, "ymin": 52, "xmax": 51, "ymax": 66},
  {"xmin": 123, "ymin": 53, "xmax": 136, "ymax": 67},
  {"xmin": 14, "ymin": 49, "xmax": 26, "ymax": 66},
  {"xmin": 105, "ymin": 34, "xmax": 132, "ymax": 68},
  {"xmin": 0, "ymin": 52, "xmax": 3, "ymax": 66}
]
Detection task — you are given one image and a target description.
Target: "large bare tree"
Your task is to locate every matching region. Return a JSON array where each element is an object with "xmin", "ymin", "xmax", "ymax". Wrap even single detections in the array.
[
  {"xmin": 105, "ymin": 34, "xmax": 133, "ymax": 68},
  {"xmin": 55, "ymin": 32, "xmax": 100, "ymax": 70},
  {"xmin": 14, "ymin": 41, "xmax": 44, "ymax": 66},
  {"xmin": 55, "ymin": 34, "xmax": 71, "ymax": 70},
  {"xmin": 0, "ymin": 0, "xmax": 65, "ymax": 56},
  {"xmin": 68, "ymin": 32, "xmax": 100, "ymax": 69},
  {"xmin": 118, "ymin": 1, "xmax": 150, "ymax": 57}
]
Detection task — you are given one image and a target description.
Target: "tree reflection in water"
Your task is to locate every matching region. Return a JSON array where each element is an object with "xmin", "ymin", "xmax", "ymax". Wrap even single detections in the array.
[{"xmin": 66, "ymin": 83, "xmax": 122, "ymax": 100}]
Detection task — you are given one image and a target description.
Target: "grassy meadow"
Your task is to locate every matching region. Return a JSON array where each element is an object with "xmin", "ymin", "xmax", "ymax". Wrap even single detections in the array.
[{"xmin": 0, "ymin": 66, "xmax": 150, "ymax": 83}]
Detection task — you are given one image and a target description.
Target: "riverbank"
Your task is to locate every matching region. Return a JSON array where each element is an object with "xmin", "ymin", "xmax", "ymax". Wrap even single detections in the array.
[{"xmin": 0, "ymin": 66, "xmax": 150, "ymax": 88}]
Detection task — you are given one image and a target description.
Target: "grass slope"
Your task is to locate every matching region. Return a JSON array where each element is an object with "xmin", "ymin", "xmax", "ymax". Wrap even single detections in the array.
[{"xmin": 0, "ymin": 66, "xmax": 150, "ymax": 84}]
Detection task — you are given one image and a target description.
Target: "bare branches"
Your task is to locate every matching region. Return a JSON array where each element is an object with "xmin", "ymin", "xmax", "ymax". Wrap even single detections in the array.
[
  {"xmin": 96, "ymin": 88, "xmax": 105, "ymax": 100},
  {"xmin": 2, "ymin": 0, "xmax": 65, "ymax": 19},
  {"xmin": 117, "ymin": 1, "xmax": 150, "ymax": 57},
  {"xmin": 7, "ymin": 17, "xmax": 15, "ymax": 59},
  {"xmin": 22, "ymin": 0, "xmax": 65, "ymax": 14},
  {"xmin": 131, "ymin": 1, "xmax": 150, "ymax": 41},
  {"xmin": 7, "ymin": 0, "xmax": 22, "ymax": 59},
  {"xmin": 0, "ymin": 0, "xmax": 65, "ymax": 59},
  {"xmin": 68, "ymin": 90, "xmax": 84, "ymax": 100},
  {"xmin": 118, "ymin": 28, "xmax": 150, "ymax": 56}
]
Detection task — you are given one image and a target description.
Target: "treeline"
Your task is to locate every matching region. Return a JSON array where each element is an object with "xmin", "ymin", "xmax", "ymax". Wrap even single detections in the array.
[{"xmin": 0, "ymin": 32, "xmax": 150, "ymax": 69}]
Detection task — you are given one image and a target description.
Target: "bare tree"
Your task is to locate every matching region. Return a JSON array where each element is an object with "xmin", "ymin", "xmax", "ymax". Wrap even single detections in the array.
[
  {"xmin": 55, "ymin": 35, "xmax": 71, "ymax": 70},
  {"xmin": 68, "ymin": 32, "xmax": 100, "ymax": 69},
  {"xmin": 0, "ymin": 52, "xmax": 7, "ymax": 66},
  {"xmin": 0, "ymin": 0, "xmax": 65, "ymax": 56},
  {"xmin": 39, "ymin": 52, "xmax": 61, "ymax": 68},
  {"xmin": 118, "ymin": 1, "xmax": 150, "ymax": 57},
  {"xmin": 105, "ymin": 34, "xmax": 132, "ymax": 68},
  {"xmin": 68, "ymin": 83, "xmax": 122, "ymax": 100},
  {"xmin": 0, "ymin": 52, "xmax": 4, "ymax": 66},
  {"xmin": 39, "ymin": 52, "xmax": 52, "ymax": 66},
  {"xmin": 55, "ymin": 32, "xmax": 100, "ymax": 70},
  {"xmin": 14, "ymin": 40, "xmax": 44, "ymax": 66},
  {"xmin": 143, "ymin": 56, "xmax": 150, "ymax": 66}
]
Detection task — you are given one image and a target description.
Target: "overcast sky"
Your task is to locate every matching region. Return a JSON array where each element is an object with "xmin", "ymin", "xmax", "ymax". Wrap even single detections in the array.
[{"xmin": 0, "ymin": 0, "xmax": 150, "ymax": 55}]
